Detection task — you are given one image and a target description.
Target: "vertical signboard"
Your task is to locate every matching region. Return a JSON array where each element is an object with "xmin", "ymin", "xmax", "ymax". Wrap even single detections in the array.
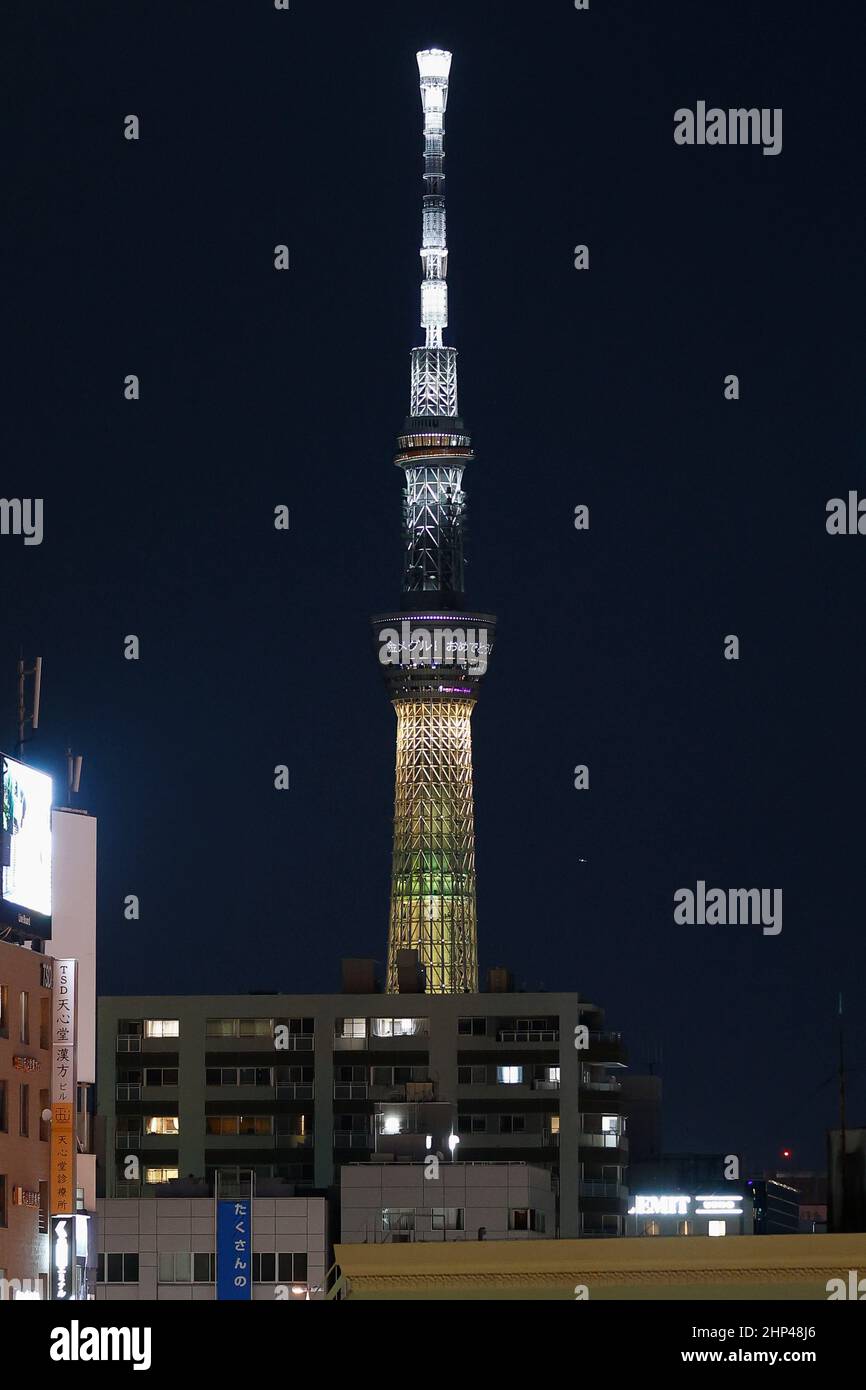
[
  {"xmin": 217, "ymin": 1199, "xmax": 252, "ymax": 1300},
  {"xmin": 50, "ymin": 1215, "xmax": 76, "ymax": 1301},
  {"xmin": 50, "ymin": 959, "xmax": 77, "ymax": 1218}
]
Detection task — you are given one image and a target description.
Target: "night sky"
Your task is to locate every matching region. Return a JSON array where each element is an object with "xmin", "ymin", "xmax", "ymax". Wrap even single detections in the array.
[{"xmin": 5, "ymin": 0, "xmax": 864, "ymax": 1174}]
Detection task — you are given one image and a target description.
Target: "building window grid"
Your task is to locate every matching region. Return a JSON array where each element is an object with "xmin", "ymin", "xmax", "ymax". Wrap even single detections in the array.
[{"xmin": 98, "ymin": 1253, "xmax": 140, "ymax": 1283}]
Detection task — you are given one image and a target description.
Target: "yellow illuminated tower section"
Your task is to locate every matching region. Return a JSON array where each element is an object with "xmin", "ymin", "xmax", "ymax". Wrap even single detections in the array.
[{"xmin": 372, "ymin": 50, "xmax": 495, "ymax": 994}]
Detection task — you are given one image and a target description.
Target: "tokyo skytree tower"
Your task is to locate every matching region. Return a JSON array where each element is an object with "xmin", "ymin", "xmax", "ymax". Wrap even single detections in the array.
[{"xmin": 372, "ymin": 50, "xmax": 495, "ymax": 994}]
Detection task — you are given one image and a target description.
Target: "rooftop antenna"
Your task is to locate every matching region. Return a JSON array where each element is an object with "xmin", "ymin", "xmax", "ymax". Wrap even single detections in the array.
[
  {"xmin": 66, "ymin": 747, "xmax": 83, "ymax": 803},
  {"xmin": 16, "ymin": 653, "xmax": 42, "ymax": 758},
  {"xmin": 838, "ymin": 991, "xmax": 847, "ymax": 1229}
]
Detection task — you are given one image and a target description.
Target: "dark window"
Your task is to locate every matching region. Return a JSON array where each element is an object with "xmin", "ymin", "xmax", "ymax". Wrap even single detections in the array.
[
  {"xmin": 239, "ymin": 1068, "xmax": 255, "ymax": 1085},
  {"xmin": 0, "ymin": 1081, "xmax": 6, "ymax": 1133},
  {"xmin": 458, "ymin": 1017, "xmax": 486, "ymax": 1036},
  {"xmin": 193, "ymin": 1253, "xmax": 212, "ymax": 1282},
  {"xmin": 0, "ymin": 1175, "xmax": 6, "ymax": 1227},
  {"xmin": 256, "ymin": 1252, "xmax": 276, "ymax": 1282},
  {"xmin": 0, "ymin": 984, "xmax": 8, "ymax": 1038},
  {"xmin": 19, "ymin": 1084, "xmax": 29, "ymax": 1137},
  {"xmin": 500, "ymin": 1115, "xmax": 525, "ymax": 1134},
  {"xmin": 106, "ymin": 1253, "xmax": 124, "ymax": 1282},
  {"xmin": 206, "ymin": 1069, "xmax": 220, "ymax": 1085}
]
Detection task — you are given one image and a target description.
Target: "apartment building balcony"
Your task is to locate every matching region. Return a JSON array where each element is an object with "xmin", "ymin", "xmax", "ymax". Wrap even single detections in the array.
[{"xmin": 497, "ymin": 1030, "xmax": 560, "ymax": 1045}]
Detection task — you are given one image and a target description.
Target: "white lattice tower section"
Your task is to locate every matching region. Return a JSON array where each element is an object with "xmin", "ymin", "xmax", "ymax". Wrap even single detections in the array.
[
  {"xmin": 411, "ymin": 347, "xmax": 458, "ymax": 418},
  {"xmin": 418, "ymin": 50, "xmax": 451, "ymax": 354},
  {"xmin": 387, "ymin": 698, "xmax": 479, "ymax": 994}
]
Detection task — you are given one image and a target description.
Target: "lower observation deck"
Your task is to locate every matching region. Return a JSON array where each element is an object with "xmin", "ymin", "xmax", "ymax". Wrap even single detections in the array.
[{"xmin": 371, "ymin": 610, "xmax": 496, "ymax": 702}]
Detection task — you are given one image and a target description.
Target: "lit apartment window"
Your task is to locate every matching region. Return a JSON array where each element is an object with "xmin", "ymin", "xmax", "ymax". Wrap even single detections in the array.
[
  {"xmin": 19, "ymin": 991, "xmax": 29, "ymax": 1044},
  {"xmin": 144, "ymin": 1116, "xmax": 179, "ymax": 1135},
  {"xmin": 19, "ymin": 1085, "xmax": 29, "ymax": 1138},
  {"xmin": 643, "ymin": 1220, "xmax": 661, "ymax": 1236},
  {"xmin": 239, "ymin": 1115, "xmax": 273, "ymax": 1136},
  {"xmin": 601, "ymin": 1114, "xmax": 620, "ymax": 1134},
  {"xmin": 371, "ymin": 1018, "xmax": 425, "ymax": 1038},
  {"xmin": 238, "ymin": 1018, "xmax": 272, "ymax": 1038},
  {"xmin": 546, "ymin": 1066, "xmax": 560, "ymax": 1084},
  {"xmin": 336, "ymin": 1018, "xmax": 367, "ymax": 1039},
  {"xmin": 497, "ymin": 1066, "xmax": 523, "ymax": 1085},
  {"xmin": 144, "ymin": 1019, "xmax": 179, "ymax": 1038},
  {"xmin": 206, "ymin": 1018, "xmax": 236, "ymax": 1037},
  {"xmin": 0, "ymin": 984, "xmax": 7, "ymax": 1038},
  {"xmin": 144, "ymin": 1167, "xmax": 179, "ymax": 1184},
  {"xmin": 379, "ymin": 1113, "xmax": 404, "ymax": 1136},
  {"xmin": 708, "ymin": 1220, "xmax": 727, "ymax": 1237},
  {"xmin": 550, "ymin": 1114, "xmax": 560, "ymax": 1134},
  {"xmin": 677, "ymin": 1220, "xmax": 693, "ymax": 1235}
]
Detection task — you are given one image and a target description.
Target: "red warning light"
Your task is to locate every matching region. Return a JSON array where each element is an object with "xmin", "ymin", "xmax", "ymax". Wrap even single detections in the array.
[{"xmin": 780, "ymin": 1148, "xmax": 793, "ymax": 1160}]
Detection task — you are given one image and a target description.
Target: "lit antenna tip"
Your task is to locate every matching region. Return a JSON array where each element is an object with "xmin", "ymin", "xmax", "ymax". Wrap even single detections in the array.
[{"xmin": 417, "ymin": 49, "xmax": 452, "ymax": 81}]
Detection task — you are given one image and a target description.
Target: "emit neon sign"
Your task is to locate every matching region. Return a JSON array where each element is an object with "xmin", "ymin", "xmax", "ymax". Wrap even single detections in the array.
[{"xmin": 628, "ymin": 1195, "xmax": 691, "ymax": 1216}]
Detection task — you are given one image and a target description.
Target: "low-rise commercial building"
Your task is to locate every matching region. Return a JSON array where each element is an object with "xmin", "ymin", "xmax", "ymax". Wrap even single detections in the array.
[
  {"xmin": 340, "ymin": 1161, "xmax": 555, "ymax": 1243},
  {"xmin": 94, "ymin": 1192, "xmax": 327, "ymax": 1300}
]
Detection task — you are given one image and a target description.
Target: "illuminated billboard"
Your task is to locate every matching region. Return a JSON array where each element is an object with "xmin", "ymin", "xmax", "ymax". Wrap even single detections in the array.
[{"xmin": 1, "ymin": 753, "xmax": 52, "ymax": 935}]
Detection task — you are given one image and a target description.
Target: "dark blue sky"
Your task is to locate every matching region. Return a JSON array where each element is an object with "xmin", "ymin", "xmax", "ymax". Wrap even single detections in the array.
[{"xmin": 5, "ymin": 0, "xmax": 864, "ymax": 1173}]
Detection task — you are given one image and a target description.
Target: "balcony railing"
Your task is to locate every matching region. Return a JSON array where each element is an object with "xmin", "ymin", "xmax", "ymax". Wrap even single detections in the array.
[
  {"xmin": 497, "ymin": 1030, "xmax": 560, "ymax": 1044},
  {"xmin": 334, "ymin": 1083, "xmax": 368, "ymax": 1099},
  {"xmin": 578, "ymin": 1132, "xmax": 626, "ymax": 1149},
  {"xmin": 115, "ymin": 1131, "xmax": 142, "ymax": 1148},
  {"xmin": 276, "ymin": 1083, "xmax": 314, "ymax": 1100},
  {"xmin": 116, "ymin": 1084, "xmax": 141, "ymax": 1101},
  {"xmin": 333, "ymin": 1131, "xmax": 372, "ymax": 1149},
  {"xmin": 532, "ymin": 1079, "xmax": 560, "ymax": 1091},
  {"xmin": 579, "ymin": 1181, "xmax": 628, "ymax": 1198}
]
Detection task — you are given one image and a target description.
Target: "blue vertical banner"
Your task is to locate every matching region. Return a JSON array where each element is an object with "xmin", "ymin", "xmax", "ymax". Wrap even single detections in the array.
[{"xmin": 217, "ymin": 1199, "xmax": 252, "ymax": 1300}]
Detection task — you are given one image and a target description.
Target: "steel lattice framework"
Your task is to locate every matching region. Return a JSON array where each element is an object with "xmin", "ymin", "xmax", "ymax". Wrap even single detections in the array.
[
  {"xmin": 373, "ymin": 50, "xmax": 495, "ymax": 995},
  {"xmin": 387, "ymin": 699, "xmax": 478, "ymax": 994}
]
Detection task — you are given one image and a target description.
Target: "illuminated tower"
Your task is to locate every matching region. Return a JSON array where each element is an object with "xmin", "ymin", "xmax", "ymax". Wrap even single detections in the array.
[{"xmin": 372, "ymin": 50, "xmax": 495, "ymax": 995}]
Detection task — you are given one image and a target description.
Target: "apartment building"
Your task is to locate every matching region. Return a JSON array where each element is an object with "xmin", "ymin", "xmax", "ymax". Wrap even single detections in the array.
[{"xmin": 97, "ymin": 979, "xmax": 628, "ymax": 1239}]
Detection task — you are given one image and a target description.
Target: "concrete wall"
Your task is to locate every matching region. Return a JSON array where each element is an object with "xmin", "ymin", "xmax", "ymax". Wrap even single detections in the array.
[
  {"xmin": 341, "ymin": 1161, "xmax": 556, "ymax": 1242},
  {"xmin": 95, "ymin": 1196, "xmax": 328, "ymax": 1300}
]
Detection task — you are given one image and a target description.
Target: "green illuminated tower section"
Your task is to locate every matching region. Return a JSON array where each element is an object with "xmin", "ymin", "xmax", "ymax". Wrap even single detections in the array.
[{"xmin": 372, "ymin": 50, "xmax": 495, "ymax": 995}]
